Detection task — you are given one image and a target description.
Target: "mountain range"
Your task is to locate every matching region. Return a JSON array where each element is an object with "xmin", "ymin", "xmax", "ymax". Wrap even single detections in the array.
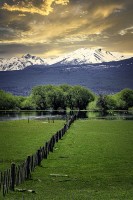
[
  {"xmin": 0, "ymin": 48, "xmax": 131, "ymax": 71},
  {"xmin": 0, "ymin": 48, "xmax": 133, "ymax": 95},
  {"xmin": 0, "ymin": 57, "xmax": 133, "ymax": 95}
]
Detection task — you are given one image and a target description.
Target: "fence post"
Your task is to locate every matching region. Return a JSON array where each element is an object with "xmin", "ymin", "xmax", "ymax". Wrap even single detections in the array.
[
  {"xmin": 26, "ymin": 156, "xmax": 31, "ymax": 179},
  {"xmin": 30, "ymin": 155, "xmax": 34, "ymax": 172},
  {"xmin": 44, "ymin": 143, "xmax": 48, "ymax": 159},
  {"xmin": 0, "ymin": 172, "xmax": 2, "ymax": 192},
  {"xmin": 37, "ymin": 150, "xmax": 41, "ymax": 166},
  {"xmin": 56, "ymin": 132, "xmax": 59, "ymax": 142},
  {"xmin": 10, "ymin": 163, "xmax": 16, "ymax": 191},
  {"xmin": 49, "ymin": 137, "xmax": 54, "ymax": 152}
]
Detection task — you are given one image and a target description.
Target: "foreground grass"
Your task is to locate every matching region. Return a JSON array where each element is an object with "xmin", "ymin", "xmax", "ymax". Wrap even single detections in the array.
[
  {"xmin": 0, "ymin": 119, "xmax": 65, "ymax": 171},
  {"xmin": 2, "ymin": 120, "xmax": 133, "ymax": 200}
]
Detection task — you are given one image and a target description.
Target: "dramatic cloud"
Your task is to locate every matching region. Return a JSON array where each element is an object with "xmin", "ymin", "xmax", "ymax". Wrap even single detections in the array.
[
  {"xmin": 0, "ymin": 0, "xmax": 133, "ymax": 58},
  {"xmin": 2, "ymin": 0, "xmax": 69, "ymax": 16}
]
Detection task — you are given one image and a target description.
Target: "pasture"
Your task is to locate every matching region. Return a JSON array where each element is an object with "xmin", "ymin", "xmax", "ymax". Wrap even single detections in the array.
[
  {"xmin": 1, "ymin": 119, "xmax": 133, "ymax": 199},
  {"xmin": 0, "ymin": 119, "xmax": 65, "ymax": 171}
]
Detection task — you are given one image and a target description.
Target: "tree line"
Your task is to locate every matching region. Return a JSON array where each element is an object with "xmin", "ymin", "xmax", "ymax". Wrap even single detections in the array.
[
  {"xmin": 0, "ymin": 85, "xmax": 133, "ymax": 111},
  {"xmin": 0, "ymin": 84, "xmax": 94, "ymax": 110},
  {"xmin": 96, "ymin": 88, "xmax": 133, "ymax": 112}
]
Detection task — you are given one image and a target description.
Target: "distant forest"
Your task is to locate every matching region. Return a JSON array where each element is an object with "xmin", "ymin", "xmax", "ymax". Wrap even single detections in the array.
[{"xmin": 0, "ymin": 84, "xmax": 133, "ymax": 111}]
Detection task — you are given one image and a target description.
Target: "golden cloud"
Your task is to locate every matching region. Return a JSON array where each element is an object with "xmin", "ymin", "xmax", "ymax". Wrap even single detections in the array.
[
  {"xmin": 0, "ymin": 8, "xmax": 113, "ymax": 46},
  {"xmin": 2, "ymin": 0, "xmax": 69, "ymax": 16},
  {"xmin": 44, "ymin": 49, "xmax": 64, "ymax": 57},
  {"xmin": 93, "ymin": 4, "xmax": 124, "ymax": 18}
]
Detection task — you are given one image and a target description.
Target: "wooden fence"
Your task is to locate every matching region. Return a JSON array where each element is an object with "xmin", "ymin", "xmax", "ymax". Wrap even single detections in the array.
[{"xmin": 0, "ymin": 113, "xmax": 78, "ymax": 197}]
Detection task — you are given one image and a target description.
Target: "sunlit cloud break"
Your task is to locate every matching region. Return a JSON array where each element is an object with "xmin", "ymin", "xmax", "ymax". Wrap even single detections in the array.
[
  {"xmin": 2, "ymin": 0, "xmax": 69, "ymax": 16},
  {"xmin": 119, "ymin": 26, "xmax": 133, "ymax": 36}
]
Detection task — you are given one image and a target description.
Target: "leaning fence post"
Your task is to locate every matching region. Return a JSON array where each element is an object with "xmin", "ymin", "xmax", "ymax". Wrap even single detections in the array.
[{"xmin": 10, "ymin": 163, "xmax": 16, "ymax": 191}]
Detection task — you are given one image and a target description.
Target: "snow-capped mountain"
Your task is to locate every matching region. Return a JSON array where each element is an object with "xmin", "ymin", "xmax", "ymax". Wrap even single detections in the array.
[
  {"xmin": 45, "ymin": 48, "xmax": 130, "ymax": 65},
  {"xmin": 0, "ymin": 48, "xmax": 131, "ymax": 71},
  {"xmin": 0, "ymin": 57, "xmax": 133, "ymax": 96},
  {"xmin": 0, "ymin": 54, "xmax": 46, "ymax": 71}
]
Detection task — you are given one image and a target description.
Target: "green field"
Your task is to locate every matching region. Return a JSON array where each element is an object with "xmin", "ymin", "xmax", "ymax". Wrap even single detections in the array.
[
  {"xmin": 0, "ymin": 119, "xmax": 65, "ymax": 171},
  {"xmin": 1, "ymin": 119, "xmax": 133, "ymax": 199}
]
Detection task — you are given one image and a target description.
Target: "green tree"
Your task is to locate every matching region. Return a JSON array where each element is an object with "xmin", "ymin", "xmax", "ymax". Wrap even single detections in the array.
[
  {"xmin": 46, "ymin": 87, "xmax": 66, "ymax": 110},
  {"xmin": 59, "ymin": 84, "xmax": 72, "ymax": 93},
  {"xmin": 105, "ymin": 96, "xmax": 117, "ymax": 110},
  {"xmin": 0, "ymin": 90, "xmax": 17, "ymax": 110},
  {"xmin": 30, "ymin": 84, "xmax": 95, "ymax": 110},
  {"xmin": 96, "ymin": 95, "xmax": 108, "ymax": 112},
  {"xmin": 58, "ymin": 85, "xmax": 72, "ymax": 109},
  {"xmin": 115, "ymin": 98, "xmax": 126, "ymax": 110},
  {"xmin": 119, "ymin": 88, "xmax": 133, "ymax": 109},
  {"xmin": 15, "ymin": 96, "xmax": 26, "ymax": 109},
  {"xmin": 20, "ymin": 96, "xmax": 35, "ymax": 110},
  {"xmin": 67, "ymin": 86, "xmax": 94, "ymax": 110},
  {"xmin": 31, "ymin": 86, "xmax": 47, "ymax": 110}
]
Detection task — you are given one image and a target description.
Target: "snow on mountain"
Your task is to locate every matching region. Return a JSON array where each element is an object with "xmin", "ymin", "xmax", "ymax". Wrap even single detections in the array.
[
  {"xmin": 0, "ymin": 54, "xmax": 46, "ymax": 71},
  {"xmin": 0, "ymin": 48, "xmax": 132, "ymax": 71},
  {"xmin": 45, "ymin": 48, "xmax": 130, "ymax": 65}
]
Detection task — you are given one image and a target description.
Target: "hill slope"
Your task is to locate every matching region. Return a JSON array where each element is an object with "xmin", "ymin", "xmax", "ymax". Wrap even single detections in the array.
[{"xmin": 0, "ymin": 58, "xmax": 133, "ymax": 95}]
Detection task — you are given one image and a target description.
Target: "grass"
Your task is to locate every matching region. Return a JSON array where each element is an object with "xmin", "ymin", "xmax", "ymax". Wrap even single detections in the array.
[
  {"xmin": 0, "ymin": 119, "xmax": 65, "ymax": 171},
  {"xmin": 2, "ymin": 119, "xmax": 133, "ymax": 200}
]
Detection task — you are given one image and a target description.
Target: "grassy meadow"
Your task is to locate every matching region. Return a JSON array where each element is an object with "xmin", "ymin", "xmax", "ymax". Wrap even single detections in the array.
[
  {"xmin": 1, "ymin": 119, "xmax": 133, "ymax": 199},
  {"xmin": 0, "ymin": 119, "xmax": 65, "ymax": 171}
]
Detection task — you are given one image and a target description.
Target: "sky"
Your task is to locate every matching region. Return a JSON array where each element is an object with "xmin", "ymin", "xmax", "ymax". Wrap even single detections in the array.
[{"xmin": 0, "ymin": 0, "xmax": 133, "ymax": 58}]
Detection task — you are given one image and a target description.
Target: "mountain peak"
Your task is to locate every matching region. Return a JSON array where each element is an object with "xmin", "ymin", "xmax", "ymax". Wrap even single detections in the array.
[
  {"xmin": 22, "ymin": 54, "xmax": 34, "ymax": 59},
  {"xmin": 0, "ymin": 53, "xmax": 46, "ymax": 71},
  {"xmin": 0, "ymin": 48, "xmax": 132, "ymax": 71},
  {"xmin": 46, "ymin": 48, "xmax": 129, "ymax": 66}
]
